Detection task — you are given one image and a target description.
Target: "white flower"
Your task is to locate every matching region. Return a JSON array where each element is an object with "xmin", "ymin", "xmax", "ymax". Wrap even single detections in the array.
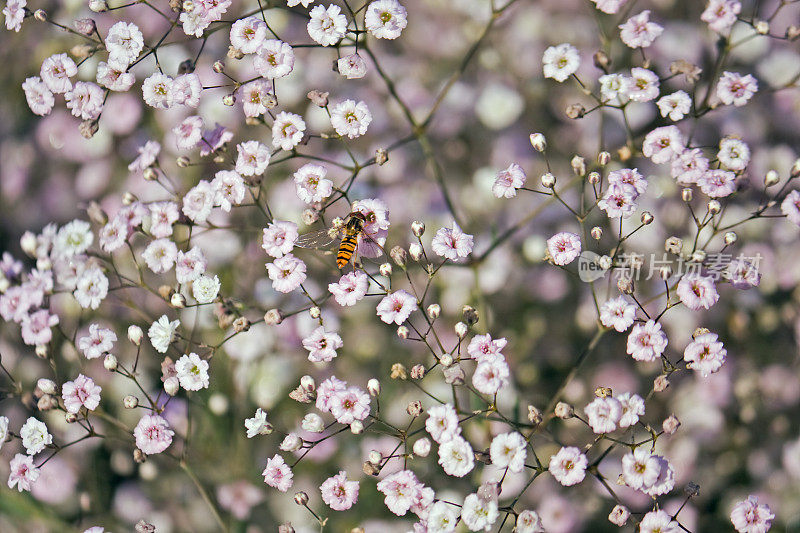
[
  {"xmin": 431, "ymin": 222, "xmax": 474, "ymax": 261},
  {"xmin": 230, "ymin": 16, "xmax": 267, "ymax": 54},
  {"xmin": 461, "ymin": 493, "xmax": 499, "ymax": 532},
  {"xmin": 492, "ymin": 163, "xmax": 527, "ymax": 198},
  {"xmin": 142, "ymin": 73, "xmax": 174, "ymax": 109},
  {"xmin": 307, "ymin": 4, "xmax": 348, "ymax": 46},
  {"xmin": 175, "ymin": 352, "xmax": 210, "ymax": 391},
  {"xmin": 40, "ymin": 53, "xmax": 77, "ymax": 94},
  {"xmin": 148, "ymin": 315, "xmax": 180, "ymax": 353},
  {"xmin": 427, "ymin": 501, "xmax": 459, "ymax": 533},
  {"xmin": 330, "ymin": 99, "xmax": 372, "ymax": 139},
  {"xmin": 584, "ymin": 396, "xmax": 622, "ymax": 434},
  {"xmin": 294, "ymin": 163, "xmax": 334, "ymax": 203},
  {"xmin": 272, "ymin": 111, "xmax": 306, "ymax": 151},
  {"xmin": 192, "ymin": 274, "xmax": 221, "ymax": 304},
  {"xmin": 245, "ymin": 408, "xmax": 271, "ymax": 438},
  {"xmin": 254, "ymin": 39, "xmax": 295, "ymax": 78},
  {"xmin": 337, "ymin": 53, "xmax": 367, "ymax": 79},
  {"xmin": 542, "ymin": 43, "xmax": 580, "ymax": 82},
  {"xmin": 489, "ymin": 432, "xmax": 527, "ymax": 473},
  {"xmin": 365, "ymin": 0, "xmax": 407, "ymax": 39},
  {"xmin": 236, "ymin": 141, "xmax": 270, "ymax": 176},
  {"xmin": 54, "ymin": 220, "xmax": 93, "ymax": 258},
  {"xmin": 0, "ymin": 416, "xmax": 9, "ymax": 452},
  {"xmin": 657, "ymin": 91, "xmax": 692, "ymax": 121},
  {"xmin": 599, "ymin": 296, "xmax": 636, "ymax": 332},
  {"xmin": 20, "ymin": 417, "xmax": 52, "ymax": 455},
  {"xmin": 548, "ymin": 446, "xmax": 587, "ymax": 486},
  {"xmin": 105, "ymin": 21, "xmax": 144, "ymax": 68},
  {"xmin": 437, "ymin": 436, "xmax": 474, "ymax": 477}
]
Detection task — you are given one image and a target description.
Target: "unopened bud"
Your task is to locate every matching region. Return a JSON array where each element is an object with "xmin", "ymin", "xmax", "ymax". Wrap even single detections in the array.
[
  {"xmin": 408, "ymin": 243, "xmax": 423, "ymax": 261},
  {"xmin": 34, "ymin": 8, "xmax": 47, "ymax": 20},
  {"xmin": 65, "ymin": 412, "xmax": 78, "ymax": 423},
  {"xmin": 104, "ymin": 354, "xmax": 118, "ymax": 371},
  {"xmin": 529, "ymin": 133, "xmax": 546, "ymax": 152},
  {"xmin": 233, "ymin": 317, "xmax": 250, "ymax": 333},
  {"xmin": 363, "ymin": 460, "xmax": 381, "ymax": 476},
  {"xmin": 222, "ymin": 94, "xmax": 236, "ymax": 106},
  {"xmin": 653, "ymin": 374, "xmax": 670, "ymax": 392},
  {"xmin": 641, "ymin": 211, "xmax": 654, "ymax": 225},
  {"xmin": 455, "ymin": 321, "xmax": 468, "ymax": 338},
  {"xmin": 662, "ymin": 414, "xmax": 680, "ymax": 434},
  {"xmin": 164, "ymin": 377, "xmax": 179, "ymax": 396},
  {"xmin": 309, "ymin": 306, "xmax": 321, "ymax": 319},
  {"xmin": 411, "ymin": 220, "xmax": 425, "ymax": 237},
  {"xmin": 380, "ymin": 263, "xmax": 392, "ymax": 277},
  {"xmin": 541, "ymin": 172, "xmax": 556, "ymax": 189},
  {"xmin": 440, "ymin": 354, "xmax": 454, "ymax": 367},
  {"xmin": 571, "ymin": 156, "xmax": 586, "ymax": 176},
  {"xmin": 593, "ymin": 50, "xmax": 611, "ymax": 71},
  {"xmin": 427, "ymin": 304, "xmax": 441, "ymax": 319},
  {"xmin": 212, "ymin": 60, "xmax": 224, "ymax": 73},
  {"xmin": 528, "ymin": 405, "xmax": 542, "ymax": 425},
  {"xmin": 591, "ymin": 226, "xmax": 603, "ymax": 240},
  {"xmin": 133, "ymin": 449, "xmax": 145, "ymax": 464},
  {"xmin": 367, "ymin": 379, "xmax": 381, "ymax": 396},
  {"xmin": 264, "ymin": 308, "xmax": 283, "ymax": 325},
  {"xmin": 158, "ymin": 285, "xmax": 173, "ymax": 300},
  {"xmin": 122, "ymin": 192, "xmax": 137, "ymax": 205},
  {"xmin": 608, "ymin": 505, "xmax": 630, "ymax": 526},
  {"xmin": 300, "ymin": 375, "xmax": 316, "ymax": 392},
  {"xmin": 659, "ymin": 265, "xmax": 673, "ymax": 280},
  {"xmin": 123, "ymin": 395, "xmax": 139, "ymax": 409},
  {"xmin": 565, "ymin": 103, "xmax": 585, "ymax": 119},
  {"xmin": 692, "ymin": 250, "xmax": 706, "ymax": 263},
  {"xmin": 617, "ymin": 276, "xmax": 634, "ymax": 294},
  {"xmin": 665, "ymin": 236, "xmax": 683, "ymax": 255},
  {"xmin": 88, "ymin": 0, "xmax": 107, "ymax": 11},
  {"xmin": 588, "ymin": 171, "xmax": 600, "ymax": 185},
  {"xmin": 764, "ymin": 170, "xmax": 780, "ymax": 187},
  {"xmin": 307, "ymin": 90, "xmax": 329, "ymax": 107},
  {"xmin": 143, "ymin": 167, "xmax": 158, "ymax": 181},
  {"xmin": 397, "ymin": 325, "xmax": 409, "ymax": 339},
  {"xmin": 375, "ymin": 148, "xmax": 388, "ymax": 166},
  {"xmin": 413, "ymin": 438, "xmax": 431, "ymax": 457},
  {"xmin": 681, "ymin": 188, "xmax": 693, "ymax": 202},
  {"xmin": 390, "ymin": 246, "xmax": 407, "ymax": 267},
  {"xmin": 20, "ymin": 232, "xmax": 38, "ymax": 257},
  {"xmin": 350, "ymin": 420, "xmax": 364, "ymax": 434},
  {"xmin": 598, "ymin": 151, "xmax": 611, "ymax": 166},
  {"xmin": 170, "ymin": 293, "xmax": 186, "ymax": 308},
  {"xmin": 707, "ymin": 200, "xmax": 721, "ymax": 214},
  {"xmin": 407, "ymin": 400, "xmax": 422, "ymax": 417},
  {"xmin": 724, "ymin": 231, "xmax": 737, "ymax": 245},
  {"xmin": 35, "ymin": 345, "xmax": 48, "ymax": 358},
  {"xmin": 684, "ymin": 481, "xmax": 700, "ymax": 497},
  {"xmin": 618, "ymin": 145, "xmax": 632, "ymax": 161},
  {"xmin": 462, "ymin": 305, "xmax": 479, "ymax": 326},
  {"xmin": 37, "ymin": 378, "xmax": 56, "ymax": 395},
  {"xmin": 410, "ymin": 364, "xmax": 425, "ymax": 379},
  {"xmin": 554, "ymin": 402, "xmax": 574, "ymax": 419},
  {"xmin": 74, "ymin": 18, "xmax": 97, "ymax": 35},
  {"xmin": 135, "ymin": 520, "xmax": 157, "ymax": 533},
  {"xmin": 294, "ymin": 492, "xmax": 309, "ymax": 506},
  {"xmin": 176, "ymin": 156, "xmax": 190, "ymax": 168},
  {"xmin": 788, "ymin": 25, "xmax": 800, "ymax": 41},
  {"xmin": 792, "ymin": 158, "xmax": 800, "ymax": 177},
  {"xmin": 755, "ymin": 20, "xmax": 769, "ymax": 34}
]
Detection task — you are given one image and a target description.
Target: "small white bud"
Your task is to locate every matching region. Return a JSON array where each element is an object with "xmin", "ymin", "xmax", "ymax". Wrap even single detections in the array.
[
  {"xmin": 591, "ymin": 226, "xmax": 603, "ymax": 240},
  {"xmin": 598, "ymin": 151, "xmax": 611, "ymax": 166},
  {"xmin": 350, "ymin": 420, "xmax": 364, "ymax": 434},
  {"xmin": 764, "ymin": 170, "xmax": 780, "ymax": 187},
  {"xmin": 409, "ymin": 243, "xmax": 423, "ymax": 261},
  {"xmin": 222, "ymin": 93, "xmax": 236, "ymax": 106},
  {"xmin": 164, "ymin": 377, "xmax": 180, "ymax": 396},
  {"xmin": 440, "ymin": 354, "xmax": 454, "ymax": 367},
  {"xmin": 427, "ymin": 303, "xmax": 441, "ymax": 319},
  {"xmin": 104, "ymin": 354, "xmax": 118, "ymax": 371},
  {"xmin": 411, "ymin": 221, "xmax": 425, "ymax": 237},
  {"xmin": 454, "ymin": 321, "xmax": 468, "ymax": 338},
  {"xmin": 300, "ymin": 375, "xmax": 316, "ymax": 392},
  {"xmin": 755, "ymin": 20, "xmax": 769, "ymax": 34},
  {"xmin": 302, "ymin": 413, "xmax": 325, "ymax": 433},
  {"xmin": 707, "ymin": 200, "xmax": 721, "ymax": 214},
  {"xmin": 412, "ymin": 438, "xmax": 431, "ymax": 457},
  {"xmin": 379, "ymin": 263, "xmax": 393, "ymax": 277},
  {"xmin": 280, "ymin": 433, "xmax": 303, "ymax": 452},
  {"xmin": 309, "ymin": 306, "xmax": 321, "ymax": 319},
  {"xmin": 367, "ymin": 379, "xmax": 381, "ymax": 396},
  {"xmin": 724, "ymin": 231, "xmax": 737, "ymax": 245},
  {"xmin": 123, "ymin": 395, "xmax": 139, "ymax": 409},
  {"xmin": 571, "ymin": 155, "xmax": 586, "ymax": 176},
  {"xmin": 37, "ymin": 378, "xmax": 56, "ymax": 395},
  {"xmin": 21, "ymin": 232, "xmax": 38, "ymax": 257},
  {"xmin": 170, "ymin": 293, "xmax": 186, "ymax": 308},
  {"xmin": 397, "ymin": 325, "xmax": 409, "ymax": 339},
  {"xmin": 541, "ymin": 172, "xmax": 556, "ymax": 189},
  {"xmin": 368, "ymin": 450, "xmax": 382, "ymax": 464},
  {"xmin": 641, "ymin": 211, "xmax": 654, "ymax": 225},
  {"xmin": 128, "ymin": 325, "xmax": 143, "ymax": 345},
  {"xmin": 529, "ymin": 133, "xmax": 546, "ymax": 152}
]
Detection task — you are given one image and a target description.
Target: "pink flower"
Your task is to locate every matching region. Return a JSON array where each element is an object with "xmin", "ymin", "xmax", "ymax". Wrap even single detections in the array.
[
  {"xmin": 671, "ymin": 148, "xmax": 709, "ymax": 185},
  {"xmin": 642, "ymin": 126, "xmax": 685, "ymax": 164},
  {"xmin": 134, "ymin": 414, "xmax": 174, "ymax": 455},
  {"xmin": 272, "ymin": 111, "xmax": 306, "ymax": 151},
  {"xmin": 591, "ymin": 0, "xmax": 627, "ymax": 14},
  {"xmin": 128, "ymin": 141, "xmax": 160, "ymax": 173},
  {"xmin": 7, "ymin": 454, "xmax": 40, "ymax": 492},
  {"xmin": 330, "ymin": 386, "xmax": 370, "ymax": 424},
  {"xmin": 21, "ymin": 76, "xmax": 54, "ymax": 116},
  {"xmin": 148, "ymin": 201, "xmax": 180, "ymax": 239},
  {"xmin": 425, "ymin": 403, "xmax": 461, "ymax": 443},
  {"xmin": 684, "ymin": 331, "xmax": 727, "ymax": 377},
  {"xmin": 217, "ymin": 481, "xmax": 263, "ymax": 520},
  {"xmin": 21, "ymin": 309, "xmax": 59, "ymax": 346},
  {"xmin": 584, "ymin": 396, "xmax": 622, "ymax": 434},
  {"xmin": 376, "ymin": 290, "xmax": 417, "ymax": 324},
  {"xmin": 337, "ymin": 53, "xmax": 367, "ymax": 79},
  {"xmin": 77, "ymin": 323, "xmax": 117, "ymax": 360},
  {"xmin": 65, "ymin": 82, "xmax": 104, "ymax": 120},
  {"xmin": 262, "ymin": 221, "xmax": 298, "ymax": 258},
  {"xmin": 716, "ymin": 71, "xmax": 758, "ymax": 107},
  {"xmin": 173, "ymin": 116, "xmax": 204, "ymax": 150},
  {"xmin": 600, "ymin": 296, "xmax": 636, "ymax": 332},
  {"xmin": 698, "ymin": 169, "xmax": 737, "ymax": 198},
  {"xmin": 473, "ymin": 357, "xmax": 510, "ymax": 395},
  {"xmin": 640, "ymin": 510, "xmax": 680, "ymax": 533},
  {"xmin": 175, "ymin": 246, "xmax": 207, "ymax": 284},
  {"xmin": 212, "ymin": 170, "xmax": 245, "ymax": 212},
  {"xmin": 616, "ymin": 392, "xmax": 645, "ymax": 427},
  {"xmin": 316, "ymin": 376, "xmax": 347, "ymax": 413},
  {"xmin": 598, "ymin": 183, "xmax": 638, "ymax": 219},
  {"xmin": 548, "ymin": 446, "xmax": 587, "ymax": 486},
  {"xmin": 294, "ymin": 163, "xmax": 333, "ymax": 204},
  {"xmin": 62, "ymin": 374, "xmax": 102, "ymax": 413},
  {"xmin": 547, "ymin": 232, "xmax": 581, "ymax": 266},
  {"xmin": 431, "ymin": 222, "xmax": 474, "ymax": 261},
  {"xmin": 677, "ymin": 273, "xmax": 719, "ymax": 310},
  {"xmin": 320, "ymin": 471, "xmax": 359, "ymax": 511},
  {"xmin": 142, "ymin": 239, "xmax": 178, "ymax": 273},
  {"xmin": 626, "ymin": 67, "xmax": 660, "ymax": 102},
  {"xmin": 302, "ymin": 326, "xmax": 343, "ymax": 363},
  {"xmin": 730, "ymin": 495, "xmax": 774, "ymax": 533},
  {"xmin": 229, "ymin": 16, "xmax": 267, "ymax": 54},
  {"xmin": 376, "ymin": 470, "xmax": 424, "ymax": 516},
  {"xmin": 467, "ymin": 333, "xmax": 507, "ymax": 362},
  {"xmin": 492, "ymin": 163, "xmax": 527, "ymax": 198},
  {"xmin": 701, "ymin": 0, "xmax": 741, "ymax": 33},
  {"xmin": 266, "ymin": 254, "xmax": 307, "ymax": 293},
  {"xmin": 262, "ymin": 454, "xmax": 293, "ymax": 492},
  {"xmin": 619, "ymin": 11, "xmax": 663, "ymax": 48},
  {"xmin": 627, "ymin": 320, "xmax": 668, "ymax": 362},
  {"xmin": 781, "ymin": 190, "xmax": 800, "ymax": 226},
  {"xmin": 328, "ymin": 271, "xmax": 369, "ymax": 306},
  {"xmin": 255, "ymin": 39, "xmax": 295, "ymax": 79}
]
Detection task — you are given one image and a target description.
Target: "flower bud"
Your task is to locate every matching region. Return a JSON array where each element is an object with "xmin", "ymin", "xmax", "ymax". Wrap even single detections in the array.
[
  {"xmin": 301, "ymin": 209, "xmax": 319, "ymax": 226},
  {"xmin": 764, "ymin": 169, "xmax": 780, "ymax": 187},
  {"xmin": 565, "ymin": 103, "xmax": 585, "ymax": 119},
  {"xmin": 280, "ymin": 433, "xmax": 303, "ymax": 452},
  {"xmin": 617, "ymin": 145, "xmax": 632, "ymax": 161},
  {"xmin": 440, "ymin": 354, "xmax": 454, "ymax": 367},
  {"xmin": 397, "ymin": 325, "xmax": 409, "ymax": 339},
  {"xmin": 307, "ymin": 90, "xmax": 329, "ymax": 107},
  {"xmin": 792, "ymin": 158, "xmax": 800, "ymax": 177},
  {"xmin": 408, "ymin": 243, "xmax": 423, "ymax": 261},
  {"xmin": 350, "ymin": 420, "xmax": 364, "ymax": 434},
  {"xmin": 222, "ymin": 94, "xmax": 236, "ymax": 106},
  {"xmin": 410, "ymin": 364, "xmax": 425, "ymax": 379},
  {"xmin": 35, "ymin": 345, "xmax": 48, "ymax": 358},
  {"xmin": 724, "ymin": 231, "xmax": 737, "ymax": 245},
  {"xmin": 133, "ymin": 449, "xmax": 145, "ymax": 464},
  {"xmin": 653, "ymin": 374, "xmax": 670, "ymax": 392},
  {"xmin": 591, "ymin": 226, "xmax": 603, "ymax": 240},
  {"xmin": 104, "ymin": 354, "xmax": 118, "ymax": 371},
  {"xmin": 571, "ymin": 156, "xmax": 586, "ymax": 176},
  {"xmin": 20, "ymin": 232, "xmax": 38, "ymax": 257},
  {"xmin": 135, "ymin": 520, "xmax": 157, "ymax": 533},
  {"xmin": 379, "ymin": 263, "xmax": 393, "ymax": 277},
  {"xmin": 529, "ymin": 133, "xmax": 546, "ymax": 152},
  {"xmin": 427, "ymin": 304, "xmax": 441, "ymax": 319},
  {"xmin": 411, "ymin": 220, "xmax": 425, "ymax": 237},
  {"xmin": 264, "ymin": 308, "xmax": 284, "ymax": 325},
  {"xmin": 528, "ymin": 405, "xmax": 542, "ymax": 425},
  {"xmin": 363, "ymin": 461, "xmax": 381, "ymax": 476},
  {"xmin": 302, "ymin": 413, "xmax": 324, "ymax": 433},
  {"xmin": 454, "ymin": 321, "xmax": 468, "ymax": 338},
  {"xmin": 170, "ymin": 293, "xmax": 186, "ymax": 308},
  {"xmin": 300, "ymin": 375, "xmax": 316, "ymax": 392},
  {"xmin": 212, "ymin": 60, "xmax": 224, "ymax": 73},
  {"xmin": 659, "ymin": 265, "xmax": 673, "ymax": 280},
  {"xmin": 389, "ymin": 246, "xmax": 407, "ymax": 267},
  {"xmin": 143, "ymin": 167, "xmax": 158, "ymax": 181},
  {"xmin": 593, "ymin": 50, "xmax": 611, "ymax": 71},
  {"xmin": 707, "ymin": 200, "xmax": 721, "ymax": 214},
  {"xmin": 665, "ymin": 236, "xmax": 683, "ymax": 255},
  {"xmin": 540, "ymin": 173, "xmax": 556, "ymax": 189},
  {"xmin": 617, "ymin": 276, "xmax": 634, "ymax": 294},
  {"xmin": 368, "ymin": 450, "xmax": 382, "ymax": 464},
  {"xmin": 691, "ymin": 250, "xmax": 706, "ymax": 263},
  {"xmin": 462, "ymin": 305, "xmax": 479, "ymax": 326},
  {"xmin": 608, "ymin": 505, "xmax": 630, "ymax": 526},
  {"xmin": 598, "ymin": 151, "xmax": 611, "ymax": 166},
  {"xmin": 684, "ymin": 481, "xmax": 700, "ymax": 497},
  {"xmin": 34, "ymin": 8, "xmax": 47, "ymax": 20},
  {"xmin": 375, "ymin": 148, "xmax": 388, "ymax": 166},
  {"xmin": 407, "ymin": 400, "xmax": 422, "ymax": 416},
  {"xmin": 74, "ymin": 18, "xmax": 97, "ymax": 35},
  {"xmin": 755, "ymin": 20, "xmax": 769, "ymax": 34},
  {"xmin": 412, "ymin": 437, "xmax": 431, "ymax": 457},
  {"xmin": 367, "ymin": 378, "xmax": 381, "ymax": 396},
  {"xmin": 587, "ymin": 171, "xmax": 600, "ymax": 185},
  {"xmin": 176, "ymin": 156, "xmax": 190, "ymax": 168},
  {"xmin": 37, "ymin": 378, "xmax": 56, "ymax": 395},
  {"xmin": 662, "ymin": 414, "xmax": 680, "ymax": 435},
  {"xmin": 595, "ymin": 386, "xmax": 612, "ymax": 398},
  {"xmin": 788, "ymin": 25, "xmax": 800, "ymax": 41},
  {"xmin": 681, "ymin": 188, "xmax": 693, "ymax": 202},
  {"xmin": 123, "ymin": 395, "xmax": 139, "ymax": 409},
  {"xmin": 554, "ymin": 402, "xmax": 574, "ymax": 419},
  {"xmin": 226, "ymin": 45, "xmax": 243, "ymax": 59},
  {"xmin": 232, "ymin": 317, "xmax": 250, "ymax": 333},
  {"xmin": 390, "ymin": 363, "xmax": 407, "ymax": 380},
  {"xmin": 294, "ymin": 492, "xmax": 309, "ymax": 506},
  {"xmin": 37, "ymin": 395, "xmax": 56, "ymax": 411},
  {"xmin": 164, "ymin": 377, "xmax": 179, "ymax": 396},
  {"xmin": 309, "ymin": 306, "xmax": 321, "ymax": 319},
  {"xmin": 641, "ymin": 211, "xmax": 654, "ymax": 225},
  {"xmin": 65, "ymin": 412, "xmax": 78, "ymax": 423}
]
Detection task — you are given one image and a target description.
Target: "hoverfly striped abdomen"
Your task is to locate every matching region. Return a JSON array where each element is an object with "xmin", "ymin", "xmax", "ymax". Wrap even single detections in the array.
[{"xmin": 335, "ymin": 212, "xmax": 367, "ymax": 269}]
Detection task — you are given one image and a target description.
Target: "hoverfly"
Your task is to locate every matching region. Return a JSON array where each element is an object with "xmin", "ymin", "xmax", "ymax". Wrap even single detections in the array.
[{"xmin": 295, "ymin": 211, "xmax": 384, "ymax": 269}]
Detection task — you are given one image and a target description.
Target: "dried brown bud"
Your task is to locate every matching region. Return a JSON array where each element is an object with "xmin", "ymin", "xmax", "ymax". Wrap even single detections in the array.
[
  {"xmin": 375, "ymin": 148, "xmax": 388, "ymax": 165},
  {"xmin": 669, "ymin": 59, "xmax": 703, "ymax": 83},
  {"xmin": 406, "ymin": 400, "xmax": 422, "ymax": 417},
  {"xmin": 462, "ymin": 305, "xmax": 479, "ymax": 326},
  {"xmin": 565, "ymin": 103, "xmax": 586, "ymax": 119},
  {"xmin": 390, "ymin": 363, "xmax": 407, "ymax": 380},
  {"xmin": 527, "ymin": 405, "xmax": 542, "ymax": 425},
  {"xmin": 79, "ymin": 120, "xmax": 99, "ymax": 139},
  {"xmin": 593, "ymin": 50, "xmax": 611, "ymax": 71},
  {"xmin": 594, "ymin": 386, "xmax": 613, "ymax": 398},
  {"xmin": 554, "ymin": 402, "xmax": 574, "ymax": 419},
  {"xmin": 307, "ymin": 90, "xmax": 329, "ymax": 107},
  {"xmin": 233, "ymin": 317, "xmax": 251, "ymax": 333}
]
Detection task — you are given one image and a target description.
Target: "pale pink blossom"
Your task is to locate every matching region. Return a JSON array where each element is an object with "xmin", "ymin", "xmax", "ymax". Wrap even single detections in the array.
[
  {"xmin": 547, "ymin": 232, "xmax": 581, "ymax": 265},
  {"xmin": 627, "ymin": 320, "xmax": 668, "ymax": 362},
  {"xmin": 302, "ymin": 326, "xmax": 343, "ymax": 363},
  {"xmin": 294, "ymin": 163, "xmax": 334, "ymax": 203},
  {"xmin": 330, "ymin": 386, "xmax": 370, "ymax": 424},
  {"xmin": 698, "ymin": 169, "xmax": 737, "ymax": 197},
  {"xmin": 149, "ymin": 201, "xmax": 180, "ymax": 239},
  {"xmin": 549, "ymin": 446, "xmax": 587, "ymax": 486},
  {"xmin": 431, "ymin": 222, "xmax": 474, "ymax": 261},
  {"xmin": 236, "ymin": 140, "xmax": 270, "ymax": 176},
  {"xmin": 78, "ymin": 323, "xmax": 117, "ymax": 359},
  {"xmin": 134, "ymin": 414, "xmax": 174, "ymax": 455},
  {"xmin": 262, "ymin": 221, "xmax": 298, "ymax": 258},
  {"xmin": 684, "ymin": 331, "xmax": 727, "ymax": 377},
  {"xmin": 643, "ymin": 126, "xmax": 685, "ymax": 164},
  {"xmin": 328, "ymin": 271, "xmax": 369, "ymax": 306},
  {"xmin": 230, "ymin": 16, "xmax": 267, "ymax": 54},
  {"xmin": 730, "ymin": 495, "xmax": 774, "ymax": 533},
  {"xmin": 600, "ymin": 296, "xmax": 636, "ymax": 332},
  {"xmin": 426, "ymin": 403, "xmax": 461, "ymax": 443},
  {"xmin": 585, "ymin": 396, "xmax": 623, "ymax": 433},
  {"xmin": 438, "ymin": 436, "xmax": 475, "ymax": 477},
  {"xmin": 701, "ymin": 0, "xmax": 741, "ymax": 33},
  {"xmin": 262, "ymin": 454, "xmax": 293, "ymax": 492},
  {"xmin": 255, "ymin": 39, "xmax": 295, "ymax": 78},
  {"xmin": 266, "ymin": 254, "xmax": 306, "ymax": 293},
  {"xmin": 320, "ymin": 471, "xmax": 359, "ymax": 511},
  {"xmin": 677, "ymin": 273, "xmax": 719, "ymax": 310},
  {"xmin": 640, "ymin": 510, "xmax": 680, "ymax": 533},
  {"xmin": 619, "ymin": 11, "xmax": 663, "ymax": 48},
  {"xmin": 376, "ymin": 290, "xmax": 417, "ymax": 324},
  {"xmin": 175, "ymin": 246, "xmax": 207, "ymax": 284},
  {"xmin": 7, "ymin": 454, "xmax": 39, "ymax": 492},
  {"xmin": 142, "ymin": 238, "xmax": 178, "ymax": 273},
  {"xmin": 62, "ymin": 374, "xmax": 102, "ymax": 413}
]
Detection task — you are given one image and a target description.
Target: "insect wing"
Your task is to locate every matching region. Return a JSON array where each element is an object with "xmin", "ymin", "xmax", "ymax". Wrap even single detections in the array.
[
  {"xmin": 356, "ymin": 230, "xmax": 387, "ymax": 260},
  {"xmin": 295, "ymin": 228, "xmax": 340, "ymax": 250}
]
